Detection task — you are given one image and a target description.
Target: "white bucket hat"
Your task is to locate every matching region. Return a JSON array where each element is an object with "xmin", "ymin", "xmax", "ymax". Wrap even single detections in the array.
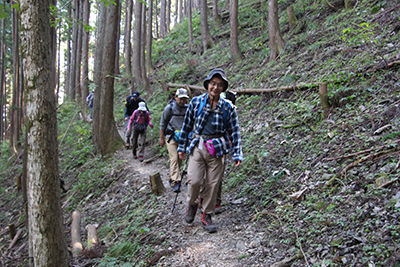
[{"xmin": 138, "ymin": 102, "xmax": 147, "ymax": 111}]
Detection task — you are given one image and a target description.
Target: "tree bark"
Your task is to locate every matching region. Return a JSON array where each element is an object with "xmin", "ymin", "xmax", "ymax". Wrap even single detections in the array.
[
  {"xmin": 179, "ymin": 0, "xmax": 183, "ymax": 21},
  {"xmin": 82, "ymin": 0, "xmax": 90, "ymax": 112},
  {"xmin": 319, "ymin": 83, "xmax": 330, "ymax": 118},
  {"xmin": 69, "ymin": 0, "xmax": 78, "ymax": 100},
  {"xmin": 65, "ymin": 4, "xmax": 72, "ymax": 100},
  {"xmin": 124, "ymin": 0, "xmax": 133, "ymax": 78},
  {"xmin": 155, "ymin": 0, "xmax": 159, "ymax": 38},
  {"xmin": 141, "ymin": 2, "xmax": 150, "ymax": 91},
  {"xmin": 133, "ymin": 0, "xmax": 143, "ymax": 90},
  {"xmin": 167, "ymin": 0, "xmax": 171, "ymax": 33},
  {"xmin": 75, "ymin": 0, "xmax": 83, "ymax": 102},
  {"xmin": 212, "ymin": 0, "xmax": 220, "ymax": 24},
  {"xmin": 0, "ymin": 16, "xmax": 5, "ymax": 142},
  {"xmin": 92, "ymin": 2, "xmax": 107, "ymax": 152},
  {"xmin": 20, "ymin": 1, "xmax": 69, "ymax": 265},
  {"xmin": 147, "ymin": 0, "xmax": 154, "ymax": 74},
  {"xmin": 200, "ymin": 0, "xmax": 213, "ymax": 52},
  {"xmin": 160, "ymin": 0, "xmax": 167, "ymax": 37},
  {"xmin": 268, "ymin": 0, "xmax": 284, "ymax": 61},
  {"xmin": 98, "ymin": 0, "xmax": 123, "ymax": 155},
  {"xmin": 10, "ymin": 4, "xmax": 20, "ymax": 153},
  {"xmin": 230, "ymin": 0, "xmax": 242, "ymax": 63},
  {"xmin": 71, "ymin": 211, "xmax": 82, "ymax": 256},
  {"xmin": 188, "ymin": 0, "xmax": 193, "ymax": 49},
  {"xmin": 287, "ymin": 6, "xmax": 297, "ymax": 31}
]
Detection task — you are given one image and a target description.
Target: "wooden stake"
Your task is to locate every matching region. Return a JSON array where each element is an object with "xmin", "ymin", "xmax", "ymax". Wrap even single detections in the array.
[
  {"xmin": 87, "ymin": 224, "xmax": 98, "ymax": 249},
  {"xmin": 149, "ymin": 172, "xmax": 166, "ymax": 196},
  {"xmin": 319, "ymin": 83, "xmax": 330, "ymax": 117},
  {"xmin": 71, "ymin": 211, "xmax": 83, "ymax": 256}
]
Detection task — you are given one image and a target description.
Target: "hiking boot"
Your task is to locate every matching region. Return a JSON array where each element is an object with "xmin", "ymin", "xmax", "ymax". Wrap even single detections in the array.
[
  {"xmin": 133, "ymin": 154, "xmax": 138, "ymax": 159},
  {"xmin": 184, "ymin": 204, "xmax": 198, "ymax": 224},
  {"xmin": 173, "ymin": 181, "xmax": 181, "ymax": 193},
  {"xmin": 201, "ymin": 213, "xmax": 217, "ymax": 233},
  {"xmin": 125, "ymin": 143, "xmax": 130, "ymax": 150},
  {"xmin": 215, "ymin": 204, "xmax": 222, "ymax": 214},
  {"xmin": 139, "ymin": 156, "xmax": 144, "ymax": 162}
]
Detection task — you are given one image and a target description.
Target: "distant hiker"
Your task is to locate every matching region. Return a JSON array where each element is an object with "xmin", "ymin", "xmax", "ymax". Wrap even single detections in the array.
[
  {"xmin": 178, "ymin": 68, "xmax": 243, "ymax": 233},
  {"xmin": 125, "ymin": 91, "xmax": 149, "ymax": 149},
  {"xmin": 159, "ymin": 88, "xmax": 189, "ymax": 193},
  {"xmin": 127, "ymin": 102, "xmax": 154, "ymax": 162},
  {"xmin": 86, "ymin": 90, "xmax": 94, "ymax": 120}
]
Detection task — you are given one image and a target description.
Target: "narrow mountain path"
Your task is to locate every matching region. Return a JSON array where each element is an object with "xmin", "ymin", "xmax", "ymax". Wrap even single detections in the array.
[{"xmin": 114, "ymin": 129, "xmax": 278, "ymax": 267}]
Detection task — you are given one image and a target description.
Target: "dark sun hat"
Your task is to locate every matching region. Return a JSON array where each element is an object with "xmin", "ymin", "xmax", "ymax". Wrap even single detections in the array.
[{"xmin": 203, "ymin": 68, "xmax": 229, "ymax": 91}]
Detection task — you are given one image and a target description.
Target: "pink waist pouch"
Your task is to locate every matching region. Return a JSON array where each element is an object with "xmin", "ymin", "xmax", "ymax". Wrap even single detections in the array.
[{"xmin": 204, "ymin": 140, "xmax": 216, "ymax": 156}]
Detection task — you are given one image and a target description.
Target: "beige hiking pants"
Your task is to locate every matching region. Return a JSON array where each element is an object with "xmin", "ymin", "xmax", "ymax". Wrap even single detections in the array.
[
  {"xmin": 187, "ymin": 144, "xmax": 224, "ymax": 214},
  {"xmin": 166, "ymin": 138, "xmax": 182, "ymax": 182}
]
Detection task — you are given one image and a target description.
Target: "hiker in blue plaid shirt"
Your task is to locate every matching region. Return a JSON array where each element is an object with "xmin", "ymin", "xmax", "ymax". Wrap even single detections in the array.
[{"xmin": 178, "ymin": 68, "xmax": 243, "ymax": 233}]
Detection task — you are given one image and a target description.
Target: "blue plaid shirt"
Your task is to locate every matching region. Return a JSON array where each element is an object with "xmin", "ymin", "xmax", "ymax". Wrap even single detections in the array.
[{"xmin": 177, "ymin": 93, "xmax": 243, "ymax": 162}]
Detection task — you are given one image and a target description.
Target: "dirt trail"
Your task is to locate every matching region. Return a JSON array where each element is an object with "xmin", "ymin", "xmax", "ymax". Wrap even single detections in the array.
[{"xmin": 116, "ymin": 129, "xmax": 272, "ymax": 267}]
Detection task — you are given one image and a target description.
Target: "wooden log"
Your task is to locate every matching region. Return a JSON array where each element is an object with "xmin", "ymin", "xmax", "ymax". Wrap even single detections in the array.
[
  {"xmin": 87, "ymin": 224, "xmax": 98, "ymax": 249},
  {"xmin": 166, "ymin": 83, "xmax": 206, "ymax": 92},
  {"xmin": 150, "ymin": 172, "xmax": 166, "ymax": 196},
  {"xmin": 71, "ymin": 211, "xmax": 83, "ymax": 256}
]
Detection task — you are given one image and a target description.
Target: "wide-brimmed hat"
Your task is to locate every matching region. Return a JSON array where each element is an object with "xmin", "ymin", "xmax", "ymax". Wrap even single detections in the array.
[
  {"xmin": 138, "ymin": 102, "xmax": 147, "ymax": 111},
  {"xmin": 176, "ymin": 88, "xmax": 189, "ymax": 98},
  {"xmin": 203, "ymin": 68, "xmax": 229, "ymax": 91}
]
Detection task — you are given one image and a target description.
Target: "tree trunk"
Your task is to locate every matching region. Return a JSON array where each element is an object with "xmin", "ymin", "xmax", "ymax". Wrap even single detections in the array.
[
  {"xmin": 160, "ymin": 0, "xmax": 167, "ymax": 37},
  {"xmin": 345, "ymin": 0, "xmax": 351, "ymax": 9},
  {"xmin": 212, "ymin": 0, "xmax": 220, "ymax": 24},
  {"xmin": 115, "ymin": 2, "xmax": 121, "ymax": 76},
  {"xmin": 69, "ymin": 0, "xmax": 78, "ymax": 100},
  {"xmin": 175, "ymin": 0, "xmax": 178, "ymax": 25},
  {"xmin": 167, "ymin": 0, "xmax": 171, "ymax": 33},
  {"xmin": 188, "ymin": 0, "xmax": 193, "ymax": 49},
  {"xmin": 92, "ymin": 2, "xmax": 107, "ymax": 152},
  {"xmin": 75, "ymin": 0, "xmax": 83, "ymax": 103},
  {"xmin": 10, "ymin": 4, "xmax": 20, "ymax": 153},
  {"xmin": 155, "ymin": 0, "xmax": 159, "ymax": 38},
  {"xmin": 82, "ymin": 0, "xmax": 90, "ymax": 112},
  {"xmin": 141, "ymin": 2, "xmax": 150, "ymax": 91},
  {"xmin": 147, "ymin": 0, "xmax": 154, "ymax": 74},
  {"xmin": 124, "ymin": 0, "xmax": 133, "ymax": 78},
  {"xmin": 268, "ymin": 0, "xmax": 284, "ymax": 61},
  {"xmin": 230, "ymin": 0, "xmax": 241, "ymax": 63},
  {"xmin": 133, "ymin": 0, "xmax": 143, "ymax": 90},
  {"xmin": 65, "ymin": 5, "xmax": 72, "ymax": 101},
  {"xmin": 0, "ymin": 16, "xmax": 5, "ymax": 142},
  {"xmin": 287, "ymin": 6, "xmax": 297, "ymax": 31},
  {"xmin": 200, "ymin": 0, "xmax": 213, "ymax": 52},
  {"xmin": 20, "ymin": 1, "xmax": 69, "ymax": 265},
  {"xmin": 179, "ymin": 0, "xmax": 183, "ymax": 21},
  {"xmin": 98, "ymin": 0, "xmax": 123, "ymax": 155}
]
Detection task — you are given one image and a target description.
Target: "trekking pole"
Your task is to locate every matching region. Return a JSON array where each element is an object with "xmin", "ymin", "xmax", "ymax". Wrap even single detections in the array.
[
  {"xmin": 171, "ymin": 157, "xmax": 188, "ymax": 212},
  {"xmin": 150, "ymin": 128, "xmax": 153, "ymax": 148}
]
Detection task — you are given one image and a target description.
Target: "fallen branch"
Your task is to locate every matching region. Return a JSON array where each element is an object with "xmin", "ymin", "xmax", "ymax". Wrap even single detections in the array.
[
  {"xmin": 340, "ymin": 149, "xmax": 395, "ymax": 177},
  {"xmin": 376, "ymin": 178, "xmax": 399, "ymax": 189},
  {"xmin": 71, "ymin": 211, "xmax": 83, "ymax": 256},
  {"xmin": 294, "ymin": 228, "xmax": 311, "ymax": 267},
  {"xmin": 323, "ymin": 139, "xmax": 400, "ymax": 162}
]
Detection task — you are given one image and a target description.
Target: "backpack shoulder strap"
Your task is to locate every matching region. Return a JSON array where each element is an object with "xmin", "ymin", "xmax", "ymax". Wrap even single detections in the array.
[{"xmin": 196, "ymin": 93, "xmax": 208, "ymax": 118}]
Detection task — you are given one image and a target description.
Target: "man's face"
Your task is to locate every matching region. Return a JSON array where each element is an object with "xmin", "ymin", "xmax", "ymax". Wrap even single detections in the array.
[
  {"xmin": 175, "ymin": 96, "xmax": 187, "ymax": 106},
  {"xmin": 207, "ymin": 76, "xmax": 224, "ymax": 99}
]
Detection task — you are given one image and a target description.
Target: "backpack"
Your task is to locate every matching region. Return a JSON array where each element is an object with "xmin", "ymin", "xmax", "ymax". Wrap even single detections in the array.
[
  {"xmin": 225, "ymin": 91, "xmax": 237, "ymax": 105},
  {"xmin": 132, "ymin": 111, "xmax": 148, "ymax": 133},
  {"xmin": 164, "ymin": 99, "xmax": 187, "ymax": 141}
]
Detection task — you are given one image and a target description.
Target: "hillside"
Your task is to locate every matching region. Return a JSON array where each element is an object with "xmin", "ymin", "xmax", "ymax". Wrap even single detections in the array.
[{"xmin": 1, "ymin": 0, "xmax": 400, "ymax": 266}]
